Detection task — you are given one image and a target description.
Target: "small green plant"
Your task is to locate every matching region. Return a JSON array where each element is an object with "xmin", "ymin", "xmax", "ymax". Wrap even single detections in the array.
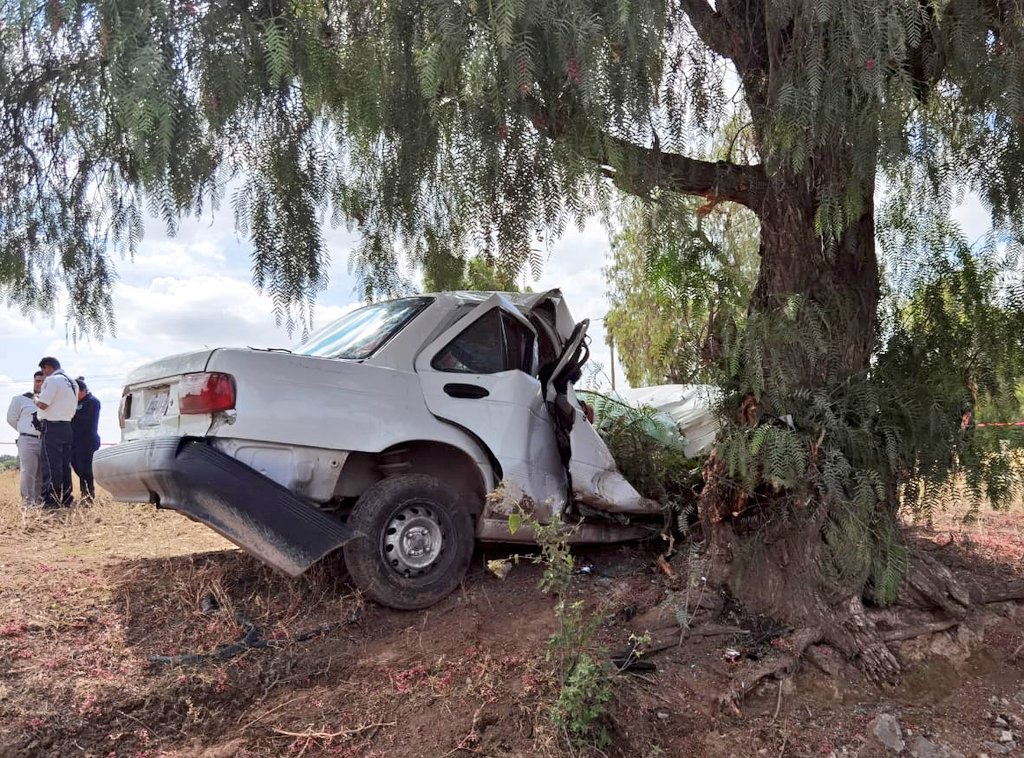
[
  {"xmin": 508, "ymin": 509, "xmax": 576, "ymax": 595},
  {"xmin": 550, "ymin": 648, "xmax": 611, "ymax": 743},
  {"xmin": 508, "ymin": 509, "xmax": 611, "ymax": 747}
]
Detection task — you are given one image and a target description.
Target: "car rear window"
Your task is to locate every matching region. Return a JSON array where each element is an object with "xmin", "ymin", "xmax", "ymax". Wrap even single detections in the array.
[{"xmin": 294, "ymin": 297, "xmax": 433, "ymax": 359}]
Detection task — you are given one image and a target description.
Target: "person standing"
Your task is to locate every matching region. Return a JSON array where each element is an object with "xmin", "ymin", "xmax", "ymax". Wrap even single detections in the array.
[
  {"xmin": 6, "ymin": 371, "xmax": 45, "ymax": 507},
  {"xmin": 34, "ymin": 357, "xmax": 78, "ymax": 509},
  {"xmin": 71, "ymin": 377, "xmax": 101, "ymax": 502}
]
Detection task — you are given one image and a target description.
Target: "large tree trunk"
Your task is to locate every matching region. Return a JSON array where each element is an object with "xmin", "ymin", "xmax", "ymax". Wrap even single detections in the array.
[
  {"xmin": 697, "ymin": 177, "xmax": 917, "ymax": 682},
  {"xmin": 750, "ymin": 181, "xmax": 880, "ymax": 379}
]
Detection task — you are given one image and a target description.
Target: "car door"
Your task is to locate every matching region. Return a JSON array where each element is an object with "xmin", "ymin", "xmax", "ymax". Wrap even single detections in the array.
[{"xmin": 415, "ymin": 295, "xmax": 566, "ymax": 507}]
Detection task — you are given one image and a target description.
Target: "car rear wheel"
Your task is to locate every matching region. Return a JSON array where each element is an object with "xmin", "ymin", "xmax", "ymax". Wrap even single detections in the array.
[{"xmin": 343, "ymin": 474, "xmax": 474, "ymax": 610}]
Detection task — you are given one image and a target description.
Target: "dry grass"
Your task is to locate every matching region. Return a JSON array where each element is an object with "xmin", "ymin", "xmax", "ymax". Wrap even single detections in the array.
[
  {"xmin": 902, "ymin": 473, "xmax": 1024, "ymax": 568},
  {"xmin": 0, "ymin": 470, "xmax": 367, "ymax": 756},
  {"xmin": 0, "ymin": 470, "xmax": 234, "ymax": 561}
]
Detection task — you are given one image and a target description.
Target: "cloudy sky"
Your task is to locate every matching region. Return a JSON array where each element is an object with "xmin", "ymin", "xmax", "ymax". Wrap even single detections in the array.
[{"xmin": 0, "ymin": 207, "xmax": 625, "ymax": 451}]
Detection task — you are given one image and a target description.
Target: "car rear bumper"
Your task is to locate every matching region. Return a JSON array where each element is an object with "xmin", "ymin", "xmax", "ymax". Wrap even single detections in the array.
[{"xmin": 94, "ymin": 437, "xmax": 359, "ymax": 576}]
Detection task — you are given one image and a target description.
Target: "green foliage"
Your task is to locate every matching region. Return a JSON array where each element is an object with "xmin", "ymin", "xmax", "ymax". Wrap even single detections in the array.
[
  {"xmin": 876, "ymin": 238, "xmax": 1024, "ymax": 517},
  {"xmin": 604, "ymin": 191, "xmax": 759, "ymax": 386},
  {"xmin": 709, "ymin": 241, "xmax": 1024, "ymax": 603},
  {"xmin": 579, "ymin": 389, "xmax": 703, "ymax": 507},
  {"xmin": 549, "ymin": 647, "xmax": 611, "ymax": 746},
  {"xmin": 869, "ymin": 517, "xmax": 910, "ymax": 606},
  {"xmin": 7, "ymin": 0, "xmax": 1024, "ymax": 339},
  {"xmin": 508, "ymin": 508, "xmax": 577, "ymax": 596},
  {"xmin": 422, "ymin": 253, "xmax": 524, "ymax": 293},
  {"xmin": 605, "ymin": 126, "xmax": 761, "ymax": 386}
]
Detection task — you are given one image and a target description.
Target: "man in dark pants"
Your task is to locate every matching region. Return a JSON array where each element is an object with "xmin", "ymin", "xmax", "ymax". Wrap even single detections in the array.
[
  {"xmin": 71, "ymin": 377, "xmax": 101, "ymax": 502},
  {"xmin": 34, "ymin": 357, "xmax": 78, "ymax": 508}
]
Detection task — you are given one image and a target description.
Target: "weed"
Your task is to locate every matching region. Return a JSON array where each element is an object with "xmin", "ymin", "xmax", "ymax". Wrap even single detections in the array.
[
  {"xmin": 508, "ymin": 508, "xmax": 612, "ymax": 747},
  {"xmin": 550, "ymin": 651, "xmax": 611, "ymax": 744}
]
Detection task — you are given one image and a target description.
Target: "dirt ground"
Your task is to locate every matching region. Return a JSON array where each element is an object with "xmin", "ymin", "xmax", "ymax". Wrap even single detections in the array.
[{"xmin": 0, "ymin": 470, "xmax": 1022, "ymax": 758}]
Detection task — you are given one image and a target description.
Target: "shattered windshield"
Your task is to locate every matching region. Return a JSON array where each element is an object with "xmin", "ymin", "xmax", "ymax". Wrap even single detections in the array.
[{"xmin": 294, "ymin": 297, "xmax": 433, "ymax": 359}]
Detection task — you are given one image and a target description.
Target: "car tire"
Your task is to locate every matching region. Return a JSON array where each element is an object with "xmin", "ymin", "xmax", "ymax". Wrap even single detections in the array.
[{"xmin": 343, "ymin": 474, "xmax": 474, "ymax": 610}]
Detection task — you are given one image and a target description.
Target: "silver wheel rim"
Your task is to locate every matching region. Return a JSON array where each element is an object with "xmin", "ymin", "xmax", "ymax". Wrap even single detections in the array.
[{"xmin": 382, "ymin": 503, "xmax": 445, "ymax": 577}]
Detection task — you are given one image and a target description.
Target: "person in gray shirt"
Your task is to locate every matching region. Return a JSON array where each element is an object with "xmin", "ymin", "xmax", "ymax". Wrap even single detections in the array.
[{"xmin": 6, "ymin": 371, "xmax": 44, "ymax": 507}]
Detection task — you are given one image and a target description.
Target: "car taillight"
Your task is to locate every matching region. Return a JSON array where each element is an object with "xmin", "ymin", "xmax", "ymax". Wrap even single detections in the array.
[{"xmin": 179, "ymin": 372, "xmax": 236, "ymax": 414}]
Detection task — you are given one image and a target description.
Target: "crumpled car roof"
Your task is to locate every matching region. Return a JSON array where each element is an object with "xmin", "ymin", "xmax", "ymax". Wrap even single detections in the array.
[{"xmin": 613, "ymin": 385, "xmax": 721, "ymax": 458}]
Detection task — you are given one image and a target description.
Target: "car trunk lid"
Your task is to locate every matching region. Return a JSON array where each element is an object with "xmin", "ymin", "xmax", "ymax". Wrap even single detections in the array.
[{"xmin": 120, "ymin": 350, "xmax": 218, "ymax": 439}]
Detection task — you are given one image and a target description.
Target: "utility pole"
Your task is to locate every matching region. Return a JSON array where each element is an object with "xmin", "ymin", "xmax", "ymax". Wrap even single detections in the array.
[{"xmin": 609, "ymin": 334, "xmax": 616, "ymax": 391}]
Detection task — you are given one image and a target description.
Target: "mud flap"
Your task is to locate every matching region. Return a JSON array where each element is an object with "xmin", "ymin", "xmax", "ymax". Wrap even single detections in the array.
[{"xmin": 154, "ymin": 440, "xmax": 357, "ymax": 576}]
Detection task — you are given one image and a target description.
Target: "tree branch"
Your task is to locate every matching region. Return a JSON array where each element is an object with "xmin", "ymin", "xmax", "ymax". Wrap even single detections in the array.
[
  {"xmin": 601, "ymin": 134, "xmax": 767, "ymax": 209},
  {"xmin": 679, "ymin": 0, "xmax": 734, "ymax": 59},
  {"xmin": 881, "ymin": 619, "xmax": 958, "ymax": 643},
  {"xmin": 978, "ymin": 580, "xmax": 1024, "ymax": 604},
  {"xmin": 717, "ymin": 627, "xmax": 824, "ymax": 713},
  {"xmin": 526, "ymin": 94, "xmax": 766, "ymax": 209}
]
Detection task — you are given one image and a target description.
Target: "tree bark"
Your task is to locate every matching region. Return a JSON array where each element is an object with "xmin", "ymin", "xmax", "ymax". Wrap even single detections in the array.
[
  {"xmin": 749, "ymin": 179, "xmax": 880, "ymax": 379},
  {"xmin": 699, "ymin": 506, "xmax": 906, "ymax": 683}
]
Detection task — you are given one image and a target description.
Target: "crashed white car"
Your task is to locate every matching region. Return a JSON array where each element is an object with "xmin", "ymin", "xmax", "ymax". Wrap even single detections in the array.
[{"xmin": 95, "ymin": 291, "xmax": 665, "ymax": 609}]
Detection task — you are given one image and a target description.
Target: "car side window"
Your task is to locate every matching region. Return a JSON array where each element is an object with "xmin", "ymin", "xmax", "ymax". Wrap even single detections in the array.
[{"xmin": 432, "ymin": 308, "xmax": 535, "ymax": 374}]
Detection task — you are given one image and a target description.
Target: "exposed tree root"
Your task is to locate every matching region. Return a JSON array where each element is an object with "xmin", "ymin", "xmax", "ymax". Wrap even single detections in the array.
[
  {"xmin": 977, "ymin": 580, "xmax": 1024, "ymax": 604},
  {"xmin": 880, "ymin": 619, "xmax": 958, "ymax": 643},
  {"xmin": 805, "ymin": 644, "xmax": 841, "ymax": 676},
  {"xmin": 676, "ymin": 507, "xmax": 1024, "ymax": 708},
  {"xmin": 686, "ymin": 623, "xmax": 749, "ymax": 639},
  {"xmin": 826, "ymin": 595, "xmax": 902, "ymax": 684},
  {"xmin": 715, "ymin": 593, "xmax": 1024, "ymax": 712},
  {"xmin": 898, "ymin": 552, "xmax": 971, "ymax": 618},
  {"xmin": 716, "ymin": 627, "xmax": 823, "ymax": 715},
  {"xmin": 715, "ymin": 612, "xmax": 969, "ymax": 713},
  {"xmin": 627, "ymin": 624, "xmax": 750, "ymax": 658}
]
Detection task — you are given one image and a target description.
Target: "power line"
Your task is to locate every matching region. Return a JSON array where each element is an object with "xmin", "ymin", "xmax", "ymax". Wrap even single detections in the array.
[{"xmin": 0, "ymin": 371, "xmax": 127, "ymax": 385}]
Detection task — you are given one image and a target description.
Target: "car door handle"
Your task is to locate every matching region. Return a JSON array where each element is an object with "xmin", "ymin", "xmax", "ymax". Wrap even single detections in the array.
[{"xmin": 443, "ymin": 383, "xmax": 490, "ymax": 399}]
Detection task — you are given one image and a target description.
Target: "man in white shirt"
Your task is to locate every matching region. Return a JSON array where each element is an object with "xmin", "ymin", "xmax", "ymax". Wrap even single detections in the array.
[
  {"xmin": 6, "ymin": 371, "xmax": 45, "ymax": 506},
  {"xmin": 34, "ymin": 356, "xmax": 78, "ymax": 508}
]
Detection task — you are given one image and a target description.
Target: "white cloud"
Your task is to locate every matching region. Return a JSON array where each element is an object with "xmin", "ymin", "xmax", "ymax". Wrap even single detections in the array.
[
  {"xmin": 114, "ymin": 274, "xmax": 290, "ymax": 348},
  {"xmin": 0, "ymin": 305, "xmax": 60, "ymax": 340},
  {"xmin": 126, "ymin": 238, "xmax": 229, "ymax": 280}
]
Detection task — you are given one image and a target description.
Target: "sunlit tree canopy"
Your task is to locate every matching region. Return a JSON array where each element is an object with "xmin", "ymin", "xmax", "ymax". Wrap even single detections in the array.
[{"xmin": 4, "ymin": 0, "xmax": 1024, "ymax": 337}]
